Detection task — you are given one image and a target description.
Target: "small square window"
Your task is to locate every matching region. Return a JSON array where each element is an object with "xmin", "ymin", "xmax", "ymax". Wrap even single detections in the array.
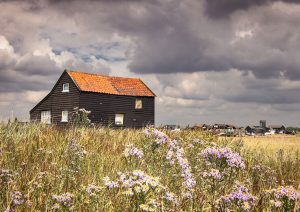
[
  {"xmin": 62, "ymin": 83, "xmax": 69, "ymax": 92},
  {"xmin": 61, "ymin": 111, "xmax": 68, "ymax": 122},
  {"xmin": 135, "ymin": 99, "xmax": 142, "ymax": 109},
  {"xmin": 115, "ymin": 114, "xmax": 124, "ymax": 126}
]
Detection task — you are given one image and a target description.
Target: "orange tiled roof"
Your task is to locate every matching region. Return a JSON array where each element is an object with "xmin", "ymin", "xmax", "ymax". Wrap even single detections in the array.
[{"xmin": 67, "ymin": 70, "xmax": 155, "ymax": 97}]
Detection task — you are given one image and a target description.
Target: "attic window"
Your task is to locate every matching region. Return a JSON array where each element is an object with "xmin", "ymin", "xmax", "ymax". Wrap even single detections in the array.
[
  {"xmin": 135, "ymin": 99, "xmax": 142, "ymax": 109},
  {"xmin": 115, "ymin": 114, "xmax": 124, "ymax": 126},
  {"xmin": 62, "ymin": 83, "xmax": 69, "ymax": 92}
]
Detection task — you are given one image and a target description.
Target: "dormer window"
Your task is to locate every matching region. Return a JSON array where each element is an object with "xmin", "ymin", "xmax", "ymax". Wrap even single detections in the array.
[
  {"xmin": 62, "ymin": 83, "xmax": 69, "ymax": 92},
  {"xmin": 135, "ymin": 99, "xmax": 142, "ymax": 109}
]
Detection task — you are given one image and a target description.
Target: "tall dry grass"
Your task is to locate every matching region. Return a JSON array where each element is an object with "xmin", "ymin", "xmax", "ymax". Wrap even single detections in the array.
[{"xmin": 0, "ymin": 123, "xmax": 299, "ymax": 211}]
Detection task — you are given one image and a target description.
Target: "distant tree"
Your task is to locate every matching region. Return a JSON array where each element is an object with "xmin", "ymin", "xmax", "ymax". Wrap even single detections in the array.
[{"xmin": 286, "ymin": 127, "xmax": 300, "ymax": 132}]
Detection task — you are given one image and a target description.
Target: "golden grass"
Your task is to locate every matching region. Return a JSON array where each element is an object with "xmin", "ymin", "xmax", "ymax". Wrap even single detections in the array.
[
  {"xmin": 240, "ymin": 135, "xmax": 300, "ymax": 157},
  {"xmin": 0, "ymin": 123, "xmax": 299, "ymax": 211}
]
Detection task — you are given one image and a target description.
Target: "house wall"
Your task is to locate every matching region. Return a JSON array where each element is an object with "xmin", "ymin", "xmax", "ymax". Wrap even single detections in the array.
[
  {"xmin": 30, "ymin": 71, "xmax": 155, "ymax": 127},
  {"xmin": 79, "ymin": 92, "xmax": 155, "ymax": 128},
  {"xmin": 30, "ymin": 72, "xmax": 80, "ymax": 125}
]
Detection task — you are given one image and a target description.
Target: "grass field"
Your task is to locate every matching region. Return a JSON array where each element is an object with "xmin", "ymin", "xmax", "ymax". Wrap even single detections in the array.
[
  {"xmin": 242, "ymin": 135, "xmax": 300, "ymax": 157},
  {"xmin": 0, "ymin": 123, "xmax": 299, "ymax": 211}
]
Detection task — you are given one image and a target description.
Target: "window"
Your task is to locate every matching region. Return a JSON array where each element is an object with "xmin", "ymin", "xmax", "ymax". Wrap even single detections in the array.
[
  {"xmin": 61, "ymin": 111, "xmax": 68, "ymax": 122},
  {"xmin": 135, "ymin": 99, "xmax": 142, "ymax": 109},
  {"xmin": 62, "ymin": 83, "xmax": 69, "ymax": 92},
  {"xmin": 41, "ymin": 111, "xmax": 51, "ymax": 124},
  {"xmin": 115, "ymin": 114, "xmax": 124, "ymax": 126}
]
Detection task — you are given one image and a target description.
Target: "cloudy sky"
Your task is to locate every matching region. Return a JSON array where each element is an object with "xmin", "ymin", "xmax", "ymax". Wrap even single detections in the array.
[{"xmin": 1, "ymin": 0, "xmax": 300, "ymax": 126}]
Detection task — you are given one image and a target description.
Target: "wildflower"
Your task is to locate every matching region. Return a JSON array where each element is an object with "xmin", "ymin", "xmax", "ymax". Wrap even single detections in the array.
[
  {"xmin": 123, "ymin": 144, "xmax": 144, "ymax": 159},
  {"xmin": 202, "ymin": 169, "xmax": 222, "ymax": 180},
  {"xmin": 143, "ymin": 129, "xmax": 150, "ymax": 137},
  {"xmin": 78, "ymin": 108, "xmax": 91, "ymax": 114},
  {"xmin": 176, "ymin": 147, "xmax": 196, "ymax": 192},
  {"xmin": 104, "ymin": 170, "xmax": 174, "ymax": 205},
  {"xmin": 85, "ymin": 184, "xmax": 100, "ymax": 197},
  {"xmin": 270, "ymin": 200, "xmax": 282, "ymax": 208},
  {"xmin": 267, "ymin": 186, "xmax": 298, "ymax": 209},
  {"xmin": 51, "ymin": 203, "xmax": 60, "ymax": 210},
  {"xmin": 145, "ymin": 128, "xmax": 169, "ymax": 145},
  {"xmin": 123, "ymin": 188, "xmax": 134, "ymax": 196},
  {"xmin": 201, "ymin": 147, "xmax": 245, "ymax": 169},
  {"xmin": 182, "ymin": 192, "xmax": 193, "ymax": 200},
  {"xmin": 11, "ymin": 191, "xmax": 25, "ymax": 206},
  {"xmin": 0, "ymin": 169, "xmax": 14, "ymax": 185},
  {"xmin": 144, "ymin": 128, "xmax": 196, "ymax": 196},
  {"xmin": 140, "ymin": 199, "xmax": 158, "ymax": 212},
  {"xmin": 270, "ymin": 186, "xmax": 298, "ymax": 201},
  {"xmin": 217, "ymin": 185, "xmax": 257, "ymax": 211},
  {"xmin": 52, "ymin": 192, "xmax": 73, "ymax": 207},
  {"xmin": 102, "ymin": 176, "xmax": 119, "ymax": 189},
  {"xmin": 165, "ymin": 192, "xmax": 178, "ymax": 204},
  {"xmin": 67, "ymin": 140, "xmax": 87, "ymax": 159}
]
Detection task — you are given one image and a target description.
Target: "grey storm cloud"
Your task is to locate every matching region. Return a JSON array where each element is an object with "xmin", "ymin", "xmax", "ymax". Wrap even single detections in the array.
[
  {"xmin": 224, "ymin": 88, "xmax": 300, "ymax": 104},
  {"xmin": 1, "ymin": 0, "xmax": 300, "ymax": 125},
  {"xmin": 15, "ymin": 54, "xmax": 61, "ymax": 76},
  {"xmin": 204, "ymin": 0, "xmax": 300, "ymax": 19}
]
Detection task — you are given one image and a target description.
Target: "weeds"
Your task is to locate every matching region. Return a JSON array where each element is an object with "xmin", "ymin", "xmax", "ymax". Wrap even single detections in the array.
[{"xmin": 0, "ymin": 123, "xmax": 299, "ymax": 211}]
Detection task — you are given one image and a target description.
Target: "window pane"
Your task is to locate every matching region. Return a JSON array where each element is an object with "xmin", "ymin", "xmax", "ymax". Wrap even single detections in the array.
[
  {"xmin": 61, "ymin": 111, "xmax": 68, "ymax": 122},
  {"xmin": 63, "ymin": 83, "xmax": 69, "ymax": 92},
  {"xmin": 115, "ymin": 114, "xmax": 124, "ymax": 125},
  {"xmin": 41, "ymin": 111, "xmax": 51, "ymax": 124},
  {"xmin": 135, "ymin": 99, "xmax": 142, "ymax": 109}
]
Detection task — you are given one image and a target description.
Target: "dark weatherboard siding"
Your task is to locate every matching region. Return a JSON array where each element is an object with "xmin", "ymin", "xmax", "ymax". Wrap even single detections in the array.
[
  {"xmin": 30, "ymin": 72, "xmax": 80, "ymax": 125},
  {"xmin": 80, "ymin": 92, "xmax": 155, "ymax": 128},
  {"xmin": 30, "ymin": 70, "xmax": 155, "ymax": 128}
]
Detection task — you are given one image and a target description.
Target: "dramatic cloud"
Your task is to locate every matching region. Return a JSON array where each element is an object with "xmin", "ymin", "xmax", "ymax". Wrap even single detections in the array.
[
  {"xmin": 204, "ymin": 0, "xmax": 300, "ymax": 19},
  {"xmin": 0, "ymin": 0, "xmax": 300, "ymax": 126}
]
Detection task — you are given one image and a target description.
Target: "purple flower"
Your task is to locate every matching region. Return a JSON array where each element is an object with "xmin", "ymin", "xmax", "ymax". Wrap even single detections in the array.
[
  {"xmin": 0, "ymin": 169, "xmax": 14, "ymax": 185},
  {"xmin": 52, "ymin": 192, "xmax": 73, "ymax": 207},
  {"xmin": 11, "ymin": 191, "xmax": 24, "ymax": 206},
  {"xmin": 144, "ymin": 128, "xmax": 169, "ymax": 145},
  {"xmin": 165, "ymin": 192, "xmax": 178, "ymax": 204},
  {"xmin": 86, "ymin": 184, "xmax": 100, "ymax": 197},
  {"xmin": 202, "ymin": 169, "xmax": 222, "ymax": 180},
  {"xmin": 268, "ymin": 186, "xmax": 298, "ymax": 202},
  {"xmin": 123, "ymin": 144, "xmax": 144, "ymax": 159},
  {"xmin": 217, "ymin": 185, "xmax": 257, "ymax": 211},
  {"xmin": 103, "ymin": 176, "xmax": 119, "ymax": 189},
  {"xmin": 201, "ymin": 147, "xmax": 245, "ymax": 169}
]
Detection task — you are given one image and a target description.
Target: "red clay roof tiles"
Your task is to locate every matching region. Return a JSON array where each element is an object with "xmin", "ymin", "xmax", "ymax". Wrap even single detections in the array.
[{"xmin": 67, "ymin": 70, "xmax": 155, "ymax": 97}]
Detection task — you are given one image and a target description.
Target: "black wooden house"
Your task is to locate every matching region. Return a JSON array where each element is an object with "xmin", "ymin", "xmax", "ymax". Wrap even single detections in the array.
[{"xmin": 30, "ymin": 70, "xmax": 155, "ymax": 127}]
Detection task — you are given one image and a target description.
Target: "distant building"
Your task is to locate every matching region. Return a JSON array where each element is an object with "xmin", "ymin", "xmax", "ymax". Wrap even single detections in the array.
[
  {"xmin": 193, "ymin": 124, "xmax": 208, "ymax": 130},
  {"xmin": 260, "ymin": 120, "xmax": 266, "ymax": 128},
  {"xmin": 268, "ymin": 125, "xmax": 286, "ymax": 134},
  {"xmin": 245, "ymin": 126, "xmax": 267, "ymax": 135}
]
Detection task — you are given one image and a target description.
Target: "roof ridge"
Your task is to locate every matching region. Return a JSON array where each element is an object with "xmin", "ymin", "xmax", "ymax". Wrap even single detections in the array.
[
  {"xmin": 66, "ymin": 69, "xmax": 141, "ymax": 80},
  {"xmin": 66, "ymin": 69, "xmax": 156, "ymax": 97}
]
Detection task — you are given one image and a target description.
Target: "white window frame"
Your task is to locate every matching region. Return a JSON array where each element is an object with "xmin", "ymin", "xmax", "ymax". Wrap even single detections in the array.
[
  {"xmin": 41, "ymin": 111, "xmax": 51, "ymax": 124},
  {"xmin": 115, "ymin": 114, "xmax": 124, "ymax": 126},
  {"xmin": 135, "ymin": 99, "xmax": 142, "ymax": 109},
  {"xmin": 61, "ymin": 111, "xmax": 69, "ymax": 122},
  {"xmin": 62, "ymin": 83, "xmax": 69, "ymax": 92}
]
